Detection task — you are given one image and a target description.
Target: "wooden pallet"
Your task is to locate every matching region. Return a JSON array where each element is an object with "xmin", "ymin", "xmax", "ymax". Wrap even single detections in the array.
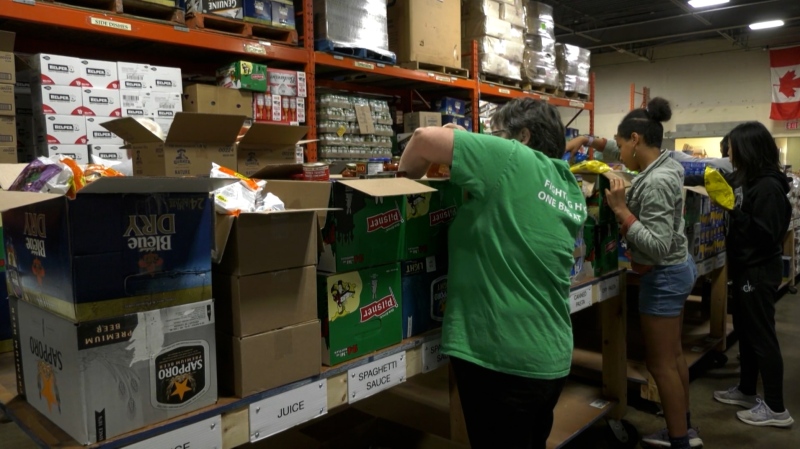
[
  {"xmin": 523, "ymin": 83, "xmax": 558, "ymax": 95},
  {"xmin": 479, "ymin": 73, "xmax": 524, "ymax": 89},
  {"xmin": 400, "ymin": 61, "xmax": 469, "ymax": 79},
  {"xmin": 47, "ymin": 0, "xmax": 185, "ymax": 25},
  {"xmin": 563, "ymin": 90, "xmax": 591, "ymax": 101},
  {"xmin": 185, "ymin": 13, "xmax": 298, "ymax": 45}
]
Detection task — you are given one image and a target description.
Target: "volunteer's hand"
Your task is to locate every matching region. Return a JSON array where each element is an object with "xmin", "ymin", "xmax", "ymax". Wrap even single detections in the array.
[
  {"xmin": 566, "ymin": 136, "xmax": 589, "ymax": 155},
  {"xmin": 605, "ymin": 177, "xmax": 630, "ymax": 218},
  {"xmin": 443, "ymin": 123, "xmax": 467, "ymax": 131}
]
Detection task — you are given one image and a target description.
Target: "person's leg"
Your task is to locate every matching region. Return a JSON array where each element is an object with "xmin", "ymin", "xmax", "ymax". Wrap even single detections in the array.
[
  {"xmin": 450, "ymin": 357, "xmax": 506, "ymax": 448},
  {"xmin": 676, "ymin": 309, "xmax": 691, "ymax": 427},
  {"xmin": 529, "ymin": 376, "xmax": 567, "ymax": 449},
  {"xmin": 731, "ymin": 274, "xmax": 760, "ymax": 396}
]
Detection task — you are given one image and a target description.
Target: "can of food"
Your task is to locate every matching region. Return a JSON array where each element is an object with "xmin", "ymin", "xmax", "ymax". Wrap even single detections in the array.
[
  {"xmin": 367, "ymin": 158, "xmax": 384, "ymax": 175},
  {"xmin": 355, "ymin": 161, "xmax": 368, "ymax": 175},
  {"xmin": 303, "ymin": 162, "xmax": 330, "ymax": 181}
]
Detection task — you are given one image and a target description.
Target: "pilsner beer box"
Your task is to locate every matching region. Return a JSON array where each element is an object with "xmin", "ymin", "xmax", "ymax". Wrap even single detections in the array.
[
  {"xmin": 404, "ymin": 179, "xmax": 463, "ymax": 260},
  {"xmin": 319, "ymin": 178, "xmax": 437, "ymax": 273},
  {"xmin": 584, "ymin": 221, "xmax": 619, "ymax": 277},
  {"xmin": 318, "ymin": 263, "xmax": 403, "ymax": 366},
  {"xmin": 101, "ymin": 112, "xmax": 246, "ymax": 177},
  {"xmin": 575, "ymin": 171, "xmax": 631, "ymax": 226},
  {"xmin": 401, "ymin": 254, "xmax": 447, "ymax": 339},
  {"xmin": 0, "ymin": 176, "xmax": 232, "ymax": 322},
  {"xmin": 10, "ymin": 297, "xmax": 218, "ymax": 444}
]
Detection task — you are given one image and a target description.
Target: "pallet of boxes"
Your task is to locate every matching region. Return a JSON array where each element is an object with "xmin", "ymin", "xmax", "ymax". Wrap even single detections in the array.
[
  {"xmin": 462, "ymin": 0, "xmax": 526, "ymax": 85},
  {"xmin": 522, "ymin": 1, "xmax": 559, "ymax": 93}
]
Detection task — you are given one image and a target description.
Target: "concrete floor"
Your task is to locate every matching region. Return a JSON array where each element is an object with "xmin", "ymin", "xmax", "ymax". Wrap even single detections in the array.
[{"xmin": 2, "ymin": 293, "xmax": 800, "ymax": 448}]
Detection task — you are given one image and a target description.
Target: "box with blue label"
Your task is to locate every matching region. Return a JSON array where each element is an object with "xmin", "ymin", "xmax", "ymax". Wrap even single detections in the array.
[
  {"xmin": 401, "ymin": 254, "xmax": 447, "ymax": 339},
  {"xmin": 434, "ymin": 97, "xmax": 466, "ymax": 116},
  {"xmin": 0, "ymin": 177, "xmax": 232, "ymax": 322},
  {"xmin": 271, "ymin": 0, "xmax": 295, "ymax": 29},
  {"xmin": 441, "ymin": 115, "xmax": 472, "ymax": 132},
  {"xmin": 243, "ymin": 0, "xmax": 272, "ymax": 25}
]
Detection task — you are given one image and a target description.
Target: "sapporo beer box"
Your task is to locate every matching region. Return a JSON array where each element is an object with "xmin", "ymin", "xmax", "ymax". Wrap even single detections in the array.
[
  {"xmin": 319, "ymin": 178, "xmax": 437, "ymax": 273},
  {"xmin": 400, "ymin": 254, "xmax": 447, "ymax": 339},
  {"xmin": 404, "ymin": 179, "xmax": 463, "ymax": 260},
  {"xmin": 318, "ymin": 263, "xmax": 403, "ymax": 366},
  {"xmin": 0, "ymin": 177, "xmax": 233, "ymax": 322},
  {"xmin": 10, "ymin": 297, "xmax": 218, "ymax": 444}
]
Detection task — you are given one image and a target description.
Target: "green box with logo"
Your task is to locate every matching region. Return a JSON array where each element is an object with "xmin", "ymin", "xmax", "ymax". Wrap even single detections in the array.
[
  {"xmin": 319, "ymin": 178, "xmax": 437, "ymax": 273},
  {"xmin": 318, "ymin": 263, "xmax": 403, "ymax": 366},
  {"xmin": 404, "ymin": 179, "xmax": 463, "ymax": 260},
  {"xmin": 216, "ymin": 61, "xmax": 268, "ymax": 92},
  {"xmin": 585, "ymin": 221, "xmax": 620, "ymax": 276}
]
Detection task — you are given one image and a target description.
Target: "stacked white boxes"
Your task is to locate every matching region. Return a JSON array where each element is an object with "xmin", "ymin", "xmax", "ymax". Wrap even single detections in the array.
[
  {"xmin": 462, "ymin": 0, "xmax": 526, "ymax": 81},
  {"xmin": 555, "ymin": 43, "xmax": 591, "ymax": 96},
  {"xmin": 522, "ymin": 1, "xmax": 558, "ymax": 89}
]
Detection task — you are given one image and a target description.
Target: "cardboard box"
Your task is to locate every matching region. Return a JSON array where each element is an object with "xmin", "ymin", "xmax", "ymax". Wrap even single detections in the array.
[
  {"xmin": 0, "ymin": 116, "xmax": 16, "ymax": 146},
  {"xmin": 0, "ymin": 83, "xmax": 13, "ymax": 116},
  {"xmin": 318, "ymin": 264, "xmax": 403, "ymax": 365},
  {"xmin": 214, "ymin": 179, "xmax": 329, "ymax": 274},
  {"xmin": 271, "ymin": 0, "xmax": 295, "ymax": 29},
  {"xmin": 401, "ymin": 254, "xmax": 447, "ymax": 338},
  {"xmin": 151, "ymin": 92, "xmax": 183, "ymax": 120},
  {"xmin": 90, "ymin": 144, "xmax": 128, "ymax": 161},
  {"xmin": 33, "ymin": 54, "xmax": 85, "ymax": 87},
  {"xmin": 404, "ymin": 112, "xmax": 442, "ymax": 132},
  {"xmin": 80, "ymin": 88, "xmax": 121, "ymax": 117},
  {"xmin": 434, "ymin": 97, "xmax": 466, "ymax": 116},
  {"xmin": 155, "ymin": 117, "xmax": 174, "ymax": 136},
  {"xmin": 78, "ymin": 58, "xmax": 119, "ymax": 89},
  {"xmin": 244, "ymin": 0, "xmax": 272, "ymax": 25},
  {"xmin": 585, "ymin": 221, "xmax": 619, "ymax": 277},
  {"xmin": 37, "ymin": 114, "xmax": 87, "ymax": 145},
  {"xmin": 183, "ymin": 84, "xmax": 253, "ymax": 117},
  {"xmin": 576, "ymin": 171, "xmax": 630, "ymax": 225},
  {"xmin": 218, "ymin": 320, "xmax": 319, "ymax": 398},
  {"xmin": 188, "ymin": 0, "xmax": 244, "ymax": 19},
  {"xmin": 46, "ymin": 144, "xmax": 90, "ymax": 163},
  {"xmin": 36, "ymin": 85, "xmax": 83, "ymax": 115},
  {"xmin": 85, "ymin": 116, "xmax": 124, "ymax": 145},
  {"xmin": 148, "ymin": 65, "xmax": 182, "ymax": 92},
  {"xmin": 214, "ymin": 265, "xmax": 317, "ymax": 337},
  {"xmin": 217, "ymin": 61, "xmax": 268, "ymax": 92},
  {"xmin": 0, "ymin": 31, "xmax": 14, "ymax": 85},
  {"xmin": 0, "ymin": 177, "xmax": 229, "ymax": 322},
  {"xmin": 101, "ymin": 112, "xmax": 245, "ymax": 177},
  {"xmin": 268, "ymin": 68, "xmax": 300, "ymax": 96},
  {"xmin": 117, "ymin": 62, "xmax": 150, "ymax": 91},
  {"xmin": 388, "ymin": 0, "xmax": 461, "ymax": 68},
  {"xmin": 441, "ymin": 114, "xmax": 471, "ymax": 131},
  {"xmin": 10, "ymin": 297, "xmax": 218, "ymax": 444},
  {"xmin": 0, "ymin": 146, "xmax": 16, "ymax": 163},
  {"xmin": 319, "ymin": 178, "xmax": 437, "ymax": 273},
  {"xmin": 404, "ymin": 179, "xmax": 462, "ymax": 260},
  {"xmin": 235, "ymin": 122, "xmax": 308, "ymax": 176}
]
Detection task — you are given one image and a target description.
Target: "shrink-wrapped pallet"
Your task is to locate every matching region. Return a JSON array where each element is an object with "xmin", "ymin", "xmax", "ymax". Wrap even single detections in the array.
[
  {"xmin": 314, "ymin": 0, "xmax": 395, "ymax": 61},
  {"xmin": 462, "ymin": 0, "xmax": 525, "ymax": 80},
  {"xmin": 556, "ymin": 43, "xmax": 591, "ymax": 95},
  {"xmin": 521, "ymin": 1, "xmax": 557, "ymax": 88}
]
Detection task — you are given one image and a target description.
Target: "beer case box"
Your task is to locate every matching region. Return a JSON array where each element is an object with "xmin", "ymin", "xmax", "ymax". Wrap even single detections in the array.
[
  {"xmin": 10, "ymin": 297, "xmax": 218, "ymax": 444},
  {"xmin": 101, "ymin": 112, "xmax": 245, "ymax": 177},
  {"xmin": 388, "ymin": 0, "xmax": 461, "ymax": 68},
  {"xmin": 584, "ymin": 221, "xmax": 620, "ymax": 277},
  {"xmin": 243, "ymin": 0, "xmax": 272, "ymax": 25},
  {"xmin": 441, "ymin": 115, "xmax": 471, "ymax": 132},
  {"xmin": 182, "ymin": 84, "xmax": 253, "ymax": 118},
  {"xmin": 35, "ymin": 85, "xmax": 83, "ymax": 116},
  {"xmin": 0, "ymin": 83, "xmax": 13, "ymax": 116},
  {"xmin": 403, "ymin": 112, "xmax": 442, "ymax": 133},
  {"xmin": 404, "ymin": 179, "xmax": 462, "ymax": 260},
  {"xmin": 318, "ymin": 264, "xmax": 403, "ymax": 366},
  {"xmin": 188, "ymin": 0, "xmax": 244, "ymax": 19},
  {"xmin": 319, "ymin": 178, "xmax": 437, "ymax": 273},
  {"xmin": 117, "ymin": 62, "xmax": 150, "ymax": 91},
  {"xmin": 217, "ymin": 319, "xmax": 320, "ymax": 398},
  {"xmin": 85, "ymin": 116, "xmax": 124, "ymax": 145},
  {"xmin": 36, "ymin": 114, "xmax": 87, "ymax": 146},
  {"xmin": 271, "ymin": 0, "xmax": 295, "ymax": 29},
  {"xmin": 79, "ymin": 88, "xmax": 122, "ymax": 117},
  {"xmin": 434, "ymin": 97, "xmax": 466, "ymax": 116},
  {"xmin": 400, "ymin": 255, "xmax": 447, "ymax": 339},
  {"xmin": 0, "ymin": 31, "xmax": 14, "ymax": 85},
  {"xmin": 0, "ymin": 176, "xmax": 232, "ymax": 322},
  {"xmin": 47, "ymin": 144, "xmax": 90, "ymax": 163},
  {"xmin": 216, "ymin": 61, "xmax": 268, "ymax": 92},
  {"xmin": 576, "ymin": 171, "xmax": 631, "ymax": 226},
  {"xmin": 147, "ymin": 65, "xmax": 182, "ymax": 93},
  {"xmin": 235, "ymin": 122, "xmax": 309, "ymax": 177},
  {"xmin": 268, "ymin": 68, "xmax": 301, "ymax": 97},
  {"xmin": 90, "ymin": 145, "xmax": 129, "ymax": 162}
]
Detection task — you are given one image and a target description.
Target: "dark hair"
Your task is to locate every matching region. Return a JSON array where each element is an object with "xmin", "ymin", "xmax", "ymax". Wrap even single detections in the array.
[
  {"xmin": 720, "ymin": 134, "xmax": 730, "ymax": 158},
  {"xmin": 491, "ymin": 98, "xmax": 566, "ymax": 159},
  {"xmin": 728, "ymin": 122, "xmax": 782, "ymax": 185},
  {"xmin": 616, "ymin": 97, "xmax": 672, "ymax": 148}
]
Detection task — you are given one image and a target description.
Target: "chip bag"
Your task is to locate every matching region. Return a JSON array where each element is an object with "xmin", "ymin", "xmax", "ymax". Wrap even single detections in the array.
[
  {"xmin": 570, "ymin": 160, "xmax": 611, "ymax": 174},
  {"xmin": 211, "ymin": 163, "xmax": 271, "ymax": 215},
  {"xmin": 703, "ymin": 166, "xmax": 735, "ymax": 210}
]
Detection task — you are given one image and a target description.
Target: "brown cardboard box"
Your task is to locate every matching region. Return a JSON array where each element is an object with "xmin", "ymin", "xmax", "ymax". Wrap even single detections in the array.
[
  {"xmin": 0, "ymin": 84, "xmax": 13, "ymax": 116},
  {"xmin": 101, "ymin": 112, "xmax": 245, "ymax": 176},
  {"xmin": 236, "ymin": 122, "xmax": 311, "ymax": 177},
  {"xmin": 214, "ymin": 265, "xmax": 317, "ymax": 337},
  {"xmin": 404, "ymin": 112, "xmax": 442, "ymax": 133},
  {"xmin": 183, "ymin": 84, "xmax": 253, "ymax": 118},
  {"xmin": 0, "ymin": 146, "xmax": 16, "ymax": 163},
  {"xmin": 388, "ymin": 0, "xmax": 461, "ymax": 68},
  {"xmin": 0, "ymin": 32, "xmax": 14, "ymax": 85},
  {"xmin": 218, "ymin": 320, "xmax": 321, "ymax": 398},
  {"xmin": 0, "ymin": 116, "xmax": 15, "ymax": 146}
]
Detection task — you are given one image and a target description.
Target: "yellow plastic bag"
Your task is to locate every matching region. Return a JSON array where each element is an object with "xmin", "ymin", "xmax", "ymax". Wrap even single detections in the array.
[
  {"xmin": 570, "ymin": 160, "xmax": 611, "ymax": 174},
  {"xmin": 704, "ymin": 167, "xmax": 735, "ymax": 210}
]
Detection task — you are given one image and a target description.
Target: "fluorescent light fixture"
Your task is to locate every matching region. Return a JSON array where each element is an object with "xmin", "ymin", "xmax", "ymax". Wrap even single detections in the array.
[
  {"xmin": 688, "ymin": 0, "xmax": 729, "ymax": 8},
  {"xmin": 750, "ymin": 20, "xmax": 785, "ymax": 30}
]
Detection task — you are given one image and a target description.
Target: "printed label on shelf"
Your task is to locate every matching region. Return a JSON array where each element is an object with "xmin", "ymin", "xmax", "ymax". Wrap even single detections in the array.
[
  {"xmin": 598, "ymin": 276, "xmax": 620, "ymax": 303},
  {"xmin": 125, "ymin": 416, "xmax": 222, "ymax": 449},
  {"xmin": 589, "ymin": 399, "xmax": 610, "ymax": 409},
  {"xmin": 569, "ymin": 100, "xmax": 585, "ymax": 108},
  {"xmin": 498, "ymin": 88, "xmax": 511, "ymax": 94},
  {"xmin": 569, "ymin": 285, "xmax": 593, "ymax": 314},
  {"xmin": 435, "ymin": 75, "xmax": 451, "ymax": 83},
  {"xmin": 715, "ymin": 253, "xmax": 726, "ymax": 269},
  {"xmin": 249, "ymin": 380, "xmax": 328, "ymax": 443},
  {"xmin": 539, "ymin": 95, "xmax": 550, "ymax": 103},
  {"xmin": 348, "ymin": 352, "xmax": 406, "ymax": 403},
  {"xmin": 90, "ymin": 18, "xmax": 132, "ymax": 32},
  {"xmin": 244, "ymin": 43, "xmax": 266, "ymax": 55},
  {"xmin": 422, "ymin": 338, "xmax": 449, "ymax": 373},
  {"xmin": 354, "ymin": 61, "xmax": 375, "ymax": 70}
]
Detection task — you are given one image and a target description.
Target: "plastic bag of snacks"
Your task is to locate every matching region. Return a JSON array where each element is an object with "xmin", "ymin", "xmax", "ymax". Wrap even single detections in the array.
[
  {"xmin": 570, "ymin": 160, "xmax": 610, "ymax": 174},
  {"xmin": 210, "ymin": 163, "xmax": 284, "ymax": 215},
  {"xmin": 10, "ymin": 156, "xmax": 81, "ymax": 198},
  {"xmin": 84, "ymin": 164, "xmax": 124, "ymax": 184},
  {"xmin": 703, "ymin": 166, "xmax": 735, "ymax": 210}
]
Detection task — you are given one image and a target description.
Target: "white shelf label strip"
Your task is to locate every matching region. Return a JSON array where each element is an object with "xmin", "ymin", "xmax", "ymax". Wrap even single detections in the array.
[
  {"xmin": 570, "ymin": 285, "xmax": 593, "ymax": 314},
  {"xmin": 125, "ymin": 416, "xmax": 222, "ymax": 449},
  {"xmin": 249, "ymin": 380, "xmax": 328, "ymax": 443},
  {"xmin": 348, "ymin": 351, "xmax": 406, "ymax": 403},
  {"xmin": 422, "ymin": 337, "xmax": 450, "ymax": 373},
  {"xmin": 598, "ymin": 276, "xmax": 620, "ymax": 303}
]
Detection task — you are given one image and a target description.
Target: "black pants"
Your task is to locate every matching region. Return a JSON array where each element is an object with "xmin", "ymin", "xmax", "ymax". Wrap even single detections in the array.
[
  {"xmin": 451, "ymin": 357, "xmax": 566, "ymax": 449},
  {"xmin": 730, "ymin": 258, "xmax": 785, "ymax": 412}
]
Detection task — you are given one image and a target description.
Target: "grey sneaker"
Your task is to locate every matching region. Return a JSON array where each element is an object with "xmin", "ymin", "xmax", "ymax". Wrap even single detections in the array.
[
  {"xmin": 737, "ymin": 399, "xmax": 794, "ymax": 428},
  {"xmin": 641, "ymin": 428, "xmax": 703, "ymax": 448},
  {"xmin": 688, "ymin": 428, "xmax": 703, "ymax": 448},
  {"xmin": 714, "ymin": 385, "xmax": 760, "ymax": 408}
]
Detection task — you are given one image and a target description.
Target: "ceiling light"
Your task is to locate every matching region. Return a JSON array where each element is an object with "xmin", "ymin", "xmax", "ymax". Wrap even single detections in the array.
[
  {"xmin": 750, "ymin": 20, "xmax": 785, "ymax": 30},
  {"xmin": 688, "ymin": 0, "xmax": 729, "ymax": 8}
]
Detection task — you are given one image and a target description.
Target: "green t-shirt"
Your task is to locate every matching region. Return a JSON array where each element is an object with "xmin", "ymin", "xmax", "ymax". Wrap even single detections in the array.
[{"xmin": 442, "ymin": 130, "xmax": 587, "ymax": 379}]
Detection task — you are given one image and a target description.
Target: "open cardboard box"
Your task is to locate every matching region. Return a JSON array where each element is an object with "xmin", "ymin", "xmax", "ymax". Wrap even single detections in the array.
[{"xmin": 236, "ymin": 122, "xmax": 315, "ymax": 177}]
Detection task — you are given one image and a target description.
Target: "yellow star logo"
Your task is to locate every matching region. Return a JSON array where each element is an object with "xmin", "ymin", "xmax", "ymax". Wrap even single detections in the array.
[
  {"xmin": 41, "ymin": 373, "xmax": 58, "ymax": 412},
  {"xmin": 170, "ymin": 378, "xmax": 192, "ymax": 401}
]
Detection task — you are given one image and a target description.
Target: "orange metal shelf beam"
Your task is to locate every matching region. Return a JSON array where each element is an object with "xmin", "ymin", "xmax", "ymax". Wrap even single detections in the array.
[
  {"xmin": 479, "ymin": 82, "xmax": 594, "ymax": 111},
  {"xmin": 0, "ymin": 0, "xmax": 310, "ymax": 65}
]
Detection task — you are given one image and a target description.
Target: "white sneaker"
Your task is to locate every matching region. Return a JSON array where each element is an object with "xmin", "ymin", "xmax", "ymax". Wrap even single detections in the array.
[
  {"xmin": 713, "ymin": 385, "xmax": 760, "ymax": 408},
  {"xmin": 737, "ymin": 399, "xmax": 794, "ymax": 428}
]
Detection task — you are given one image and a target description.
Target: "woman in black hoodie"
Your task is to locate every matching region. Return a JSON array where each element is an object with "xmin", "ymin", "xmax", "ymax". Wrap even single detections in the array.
[{"xmin": 712, "ymin": 122, "xmax": 794, "ymax": 428}]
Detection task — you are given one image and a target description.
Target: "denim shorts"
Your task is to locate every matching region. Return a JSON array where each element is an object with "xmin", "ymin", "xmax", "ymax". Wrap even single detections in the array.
[{"xmin": 639, "ymin": 258, "xmax": 698, "ymax": 317}]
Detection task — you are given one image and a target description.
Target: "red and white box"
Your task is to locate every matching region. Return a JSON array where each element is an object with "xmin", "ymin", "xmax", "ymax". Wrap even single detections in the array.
[
  {"xmin": 296, "ymin": 72, "xmax": 307, "ymax": 97},
  {"xmin": 37, "ymin": 85, "xmax": 83, "ymax": 115},
  {"xmin": 271, "ymin": 94, "xmax": 282, "ymax": 122},
  {"xmin": 268, "ymin": 69, "xmax": 300, "ymax": 97},
  {"xmin": 34, "ymin": 54, "xmax": 82, "ymax": 86},
  {"xmin": 79, "ymin": 88, "xmax": 121, "ymax": 117},
  {"xmin": 40, "ymin": 114, "xmax": 87, "ymax": 145},
  {"xmin": 117, "ymin": 62, "xmax": 150, "ymax": 91},
  {"xmin": 78, "ymin": 59, "xmax": 119, "ymax": 89},
  {"xmin": 90, "ymin": 144, "xmax": 129, "ymax": 161},
  {"xmin": 47, "ymin": 144, "xmax": 90, "ymax": 163},
  {"xmin": 296, "ymin": 97, "xmax": 305, "ymax": 123},
  {"xmin": 85, "ymin": 116, "xmax": 123, "ymax": 145},
  {"xmin": 148, "ymin": 65, "xmax": 182, "ymax": 92}
]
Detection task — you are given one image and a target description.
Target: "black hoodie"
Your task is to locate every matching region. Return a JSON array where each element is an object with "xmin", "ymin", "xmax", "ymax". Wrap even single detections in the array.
[{"xmin": 726, "ymin": 170, "xmax": 792, "ymax": 270}]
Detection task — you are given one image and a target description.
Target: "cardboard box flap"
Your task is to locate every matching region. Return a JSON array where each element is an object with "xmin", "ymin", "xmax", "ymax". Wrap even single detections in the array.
[
  {"xmin": 0, "ymin": 191, "xmax": 62, "ymax": 211},
  {"xmin": 0, "ymin": 31, "xmax": 14, "ymax": 52},
  {"xmin": 0, "ymin": 163, "xmax": 28, "ymax": 190},
  {"xmin": 100, "ymin": 117, "xmax": 165, "ymax": 144},
  {"xmin": 238, "ymin": 122, "xmax": 309, "ymax": 150},
  {"xmin": 684, "ymin": 186, "xmax": 709, "ymax": 197},
  {"xmin": 79, "ymin": 177, "xmax": 237, "ymax": 194},
  {"xmin": 213, "ymin": 214, "xmax": 235, "ymax": 264},
  {"xmin": 338, "ymin": 178, "xmax": 437, "ymax": 197},
  {"xmin": 264, "ymin": 180, "xmax": 331, "ymax": 210},
  {"xmin": 250, "ymin": 164, "xmax": 303, "ymax": 180},
  {"xmin": 166, "ymin": 112, "xmax": 246, "ymax": 145}
]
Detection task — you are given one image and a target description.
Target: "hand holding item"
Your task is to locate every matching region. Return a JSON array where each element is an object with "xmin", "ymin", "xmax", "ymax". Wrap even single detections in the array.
[
  {"xmin": 703, "ymin": 167, "xmax": 735, "ymax": 210},
  {"xmin": 566, "ymin": 136, "xmax": 589, "ymax": 155}
]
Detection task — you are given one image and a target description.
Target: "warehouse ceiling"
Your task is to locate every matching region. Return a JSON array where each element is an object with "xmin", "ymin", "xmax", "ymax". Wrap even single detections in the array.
[{"xmin": 550, "ymin": 0, "xmax": 800, "ymax": 59}]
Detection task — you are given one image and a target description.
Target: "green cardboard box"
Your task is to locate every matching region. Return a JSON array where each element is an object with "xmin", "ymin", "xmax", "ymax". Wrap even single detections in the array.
[
  {"xmin": 576, "ymin": 171, "xmax": 631, "ymax": 225},
  {"xmin": 319, "ymin": 178, "xmax": 436, "ymax": 273},
  {"xmin": 318, "ymin": 264, "xmax": 403, "ymax": 366},
  {"xmin": 404, "ymin": 179, "xmax": 464, "ymax": 260},
  {"xmin": 585, "ymin": 221, "xmax": 620, "ymax": 276},
  {"xmin": 216, "ymin": 61, "xmax": 268, "ymax": 92}
]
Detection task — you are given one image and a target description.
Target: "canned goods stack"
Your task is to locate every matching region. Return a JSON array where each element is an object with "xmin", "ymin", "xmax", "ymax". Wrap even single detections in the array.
[
  {"xmin": 317, "ymin": 93, "xmax": 394, "ymax": 163},
  {"xmin": 522, "ymin": 1, "xmax": 558, "ymax": 89}
]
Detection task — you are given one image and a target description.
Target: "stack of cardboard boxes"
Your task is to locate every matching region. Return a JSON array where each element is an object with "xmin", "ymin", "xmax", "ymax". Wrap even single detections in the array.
[
  {"xmin": 215, "ymin": 61, "xmax": 307, "ymax": 125},
  {"xmin": 187, "ymin": 0, "xmax": 296, "ymax": 30},
  {"xmin": 1, "ymin": 176, "xmax": 224, "ymax": 444},
  {"xmin": 435, "ymin": 97, "xmax": 472, "ymax": 132},
  {"xmin": 0, "ymin": 31, "xmax": 17, "ymax": 163}
]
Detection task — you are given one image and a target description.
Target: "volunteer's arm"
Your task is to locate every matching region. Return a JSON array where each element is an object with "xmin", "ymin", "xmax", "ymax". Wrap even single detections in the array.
[
  {"xmin": 399, "ymin": 127, "xmax": 455, "ymax": 179},
  {"xmin": 566, "ymin": 136, "xmax": 621, "ymax": 162},
  {"xmin": 606, "ymin": 178, "xmax": 675, "ymax": 261}
]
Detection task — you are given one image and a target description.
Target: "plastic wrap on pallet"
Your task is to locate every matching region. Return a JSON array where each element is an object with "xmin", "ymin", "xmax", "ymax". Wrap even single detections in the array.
[
  {"xmin": 463, "ymin": 16, "xmax": 515, "ymax": 40},
  {"xmin": 522, "ymin": 49, "xmax": 558, "ymax": 87},
  {"xmin": 523, "ymin": 1, "xmax": 553, "ymax": 22},
  {"xmin": 314, "ymin": 0, "xmax": 395, "ymax": 59},
  {"xmin": 526, "ymin": 17, "xmax": 555, "ymax": 38},
  {"xmin": 500, "ymin": 1, "xmax": 526, "ymax": 28},
  {"xmin": 564, "ymin": 74, "xmax": 590, "ymax": 95},
  {"xmin": 556, "ymin": 43, "xmax": 591, "ymax": 94},
  {"xmin": 465, "ymin": 54, "xmax": 522, "ymax": 80},
  {"xmin": 524, "ymin": 34, "xmax": 555, "ymax": 54},
  {"xmin": 462, "ymin": 0, "xmax": 502, "ymax": 19},
  {"xmin": 468, "ymin": 37, "xmax": 525, "ymax": 64}
]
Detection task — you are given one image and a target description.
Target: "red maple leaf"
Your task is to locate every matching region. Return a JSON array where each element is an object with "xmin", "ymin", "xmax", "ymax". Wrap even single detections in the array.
[{"xmin": 778, "ymin": 70, "xmax": 800, "ymax": 98}]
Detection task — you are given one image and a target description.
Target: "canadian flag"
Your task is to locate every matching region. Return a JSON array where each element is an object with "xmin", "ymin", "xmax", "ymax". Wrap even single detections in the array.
[{"xmin": 770, "ymin": 46, "xmax": 800, "ymax": 120}]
